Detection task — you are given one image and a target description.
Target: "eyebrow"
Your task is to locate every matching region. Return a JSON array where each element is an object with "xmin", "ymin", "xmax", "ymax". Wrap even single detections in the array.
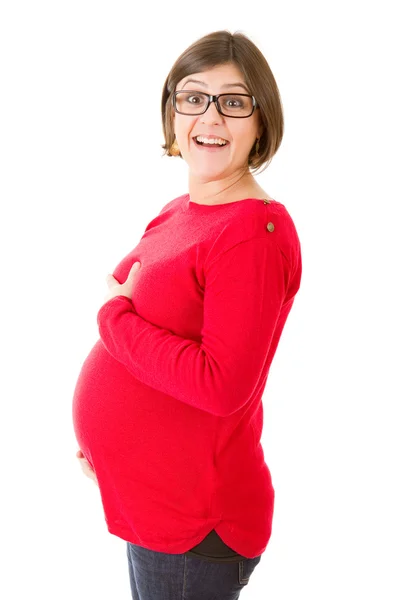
[{"xmin": 180, "ymin": 78, "xmax": 250, "ymax": 93}]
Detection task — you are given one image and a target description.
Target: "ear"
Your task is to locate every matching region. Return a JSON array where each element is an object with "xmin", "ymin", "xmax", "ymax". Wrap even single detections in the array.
[
  {"xmin": 254, "ymin": 111, "xmax": 264, "ymax": 140},
  {"xmin": 257, "ymin": 119, "xmax": 264, "ymax": 140}
]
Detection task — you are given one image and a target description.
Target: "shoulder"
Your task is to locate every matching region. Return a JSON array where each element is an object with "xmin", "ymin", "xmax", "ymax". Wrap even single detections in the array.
[
  {"xmin": 158, "ymin": 193, "xmax": 187, "ymax": 214},
  {"xmin": 207, "ymin": 199, "xmax": 301, "ymax": 265},
  {"xmin": 262, "ymin": 200, "xmax": 301, "ymax": 263}
]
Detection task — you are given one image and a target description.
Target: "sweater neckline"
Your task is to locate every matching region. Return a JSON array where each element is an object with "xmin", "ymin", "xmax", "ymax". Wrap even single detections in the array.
[{"xmin": 182, "ymin": 193, "xmax": 275, "ymax": 212}]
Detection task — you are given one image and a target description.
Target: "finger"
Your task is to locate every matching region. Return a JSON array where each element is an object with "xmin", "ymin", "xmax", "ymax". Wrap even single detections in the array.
[
  {"xmin": 106, "ymin": 273, "xmax": 118, "ymax": 287},
  {"xmin": 126, "ymin": 261, "xmax": 141, "ymax": 283},
  {"xmin": 80, "ymin": 461, "xmax": 95, "ymax": 479},
  {"xmin": 78, "ymin": 457, "xmax": 92, "ymax": 469}
]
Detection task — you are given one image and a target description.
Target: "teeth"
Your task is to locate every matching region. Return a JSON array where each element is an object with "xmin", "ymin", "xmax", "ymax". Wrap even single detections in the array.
[{"xmin": 195, "ymin": 135, "xmax": 227, "ymax": 146}]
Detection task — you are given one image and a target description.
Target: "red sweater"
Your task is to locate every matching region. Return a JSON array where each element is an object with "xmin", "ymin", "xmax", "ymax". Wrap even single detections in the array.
[{"xmin": 72, "ymin": 193, "xmax": 302, "ymax": 559}]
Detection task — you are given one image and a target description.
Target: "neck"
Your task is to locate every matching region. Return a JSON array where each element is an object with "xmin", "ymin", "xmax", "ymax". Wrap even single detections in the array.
[{"xmin": 188, "ymin": 169, "xmax": 259, "ymax": 205}]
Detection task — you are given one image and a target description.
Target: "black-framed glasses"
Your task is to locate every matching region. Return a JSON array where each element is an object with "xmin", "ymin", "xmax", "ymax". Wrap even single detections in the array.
[{"xmin": 172, "ymin": 90, "xmax": 258, "ymax": 118}]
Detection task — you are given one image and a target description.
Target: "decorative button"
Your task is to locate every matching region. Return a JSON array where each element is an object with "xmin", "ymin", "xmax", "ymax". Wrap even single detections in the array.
[{"xmin": 266, "ymin": 222, "xmax": 275, "ymax": 232}]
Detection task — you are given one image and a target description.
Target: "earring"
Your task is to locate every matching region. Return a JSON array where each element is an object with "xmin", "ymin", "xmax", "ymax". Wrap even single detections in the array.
[
  {"xmin": 170, "ymin": 137, "xmax": 180, "ymax": 156},
  {"xmin": 255, "ymin": 138, "xmax": 260, "ymax": 158}
]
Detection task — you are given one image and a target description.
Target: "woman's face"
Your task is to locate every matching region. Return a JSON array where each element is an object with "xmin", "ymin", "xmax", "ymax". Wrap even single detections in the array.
[{"xmin": 172, "ymin": 63, "xmax": 263, "ymax": 182}]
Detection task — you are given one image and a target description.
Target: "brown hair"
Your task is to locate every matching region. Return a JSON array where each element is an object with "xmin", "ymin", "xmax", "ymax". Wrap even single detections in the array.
[{"xmin": 161, "ymin": 30, "xmax": 284, "ymax": 175}]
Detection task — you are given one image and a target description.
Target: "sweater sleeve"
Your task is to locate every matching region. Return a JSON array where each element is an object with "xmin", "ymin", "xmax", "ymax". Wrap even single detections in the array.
[{"xmin": 97, "ymin": 236, "xmax": 290, "ymax": 417}]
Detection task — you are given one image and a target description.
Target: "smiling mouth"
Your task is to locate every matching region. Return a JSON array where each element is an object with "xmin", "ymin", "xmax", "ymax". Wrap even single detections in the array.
[{"xmin": 192, "ymin": 137, "xmax": 230, "ymax": 148}]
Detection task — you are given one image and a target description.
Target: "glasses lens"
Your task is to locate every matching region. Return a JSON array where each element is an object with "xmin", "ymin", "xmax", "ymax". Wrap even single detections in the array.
[
  {"xmin": 175, "ymin": 92, "xmax": 209, "ymax": 114},
  {"xmin": 218, "ymin": 94, "xmax": 254, "ymax": 117}
]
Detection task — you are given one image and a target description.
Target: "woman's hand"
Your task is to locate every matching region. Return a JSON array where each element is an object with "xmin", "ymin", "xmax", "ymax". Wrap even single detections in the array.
[
  {"xmin": 76, "ymin": 449, "xmax": 99, "ymax": 487},
  {"xmin": 103, "ymin": 261, "xmax": 141, "ymax": 304}
]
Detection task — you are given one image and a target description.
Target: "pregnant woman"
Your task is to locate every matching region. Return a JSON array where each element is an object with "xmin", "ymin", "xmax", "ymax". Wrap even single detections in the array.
[{"xmin": 72, "ymin": 29, "xmax": 302, "ymax": 600}]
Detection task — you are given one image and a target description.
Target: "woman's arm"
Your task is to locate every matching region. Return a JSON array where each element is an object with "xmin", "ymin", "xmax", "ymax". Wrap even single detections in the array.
[{"xmin": 97, "ymin": 235, "xmax": 297, "ymax": 417}]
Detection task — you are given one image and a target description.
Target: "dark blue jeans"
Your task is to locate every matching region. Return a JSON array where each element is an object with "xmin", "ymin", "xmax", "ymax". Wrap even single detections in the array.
[{"xmin": 126, "ymin": 542, "xmax": 262, "ymax": 599}]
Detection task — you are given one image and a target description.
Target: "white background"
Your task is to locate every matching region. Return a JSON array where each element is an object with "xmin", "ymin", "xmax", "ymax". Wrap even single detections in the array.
[{"xmin": 1, "ymin": 1, "xmax": 399, "ymax": 599}]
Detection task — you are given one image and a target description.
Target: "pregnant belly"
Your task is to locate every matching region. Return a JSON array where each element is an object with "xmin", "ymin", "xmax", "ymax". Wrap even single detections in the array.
[
  {"xmin": 72, "ymin": 339, "xmax": 158, "ymax": 466},
  {"xmin": 72, "ymin": 339, "xmax": 217, "ymax": 503}
]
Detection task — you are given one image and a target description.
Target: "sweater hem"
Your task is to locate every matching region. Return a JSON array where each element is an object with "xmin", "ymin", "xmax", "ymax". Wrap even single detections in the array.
[{"xmin": 105, "ymin": 520, "xmax": 266, "ymax": 560}]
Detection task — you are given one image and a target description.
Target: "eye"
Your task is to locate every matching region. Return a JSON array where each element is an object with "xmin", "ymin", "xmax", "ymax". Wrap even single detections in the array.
[
  {"xmin": 223, "ymin": 96, "xmax": 244, "ymax": 108},
  {"xmin": 177, "ymin": 92, "xmax": 206, "ymax": 105},
  {"xmin": 186, "ymin": 94, "xmax": 205, "ymax": 105}
]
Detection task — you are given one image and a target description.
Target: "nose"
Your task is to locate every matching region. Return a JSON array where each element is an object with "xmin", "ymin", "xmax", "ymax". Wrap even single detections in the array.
[{"xmin": 200, "ymin": 98, "xmax": 224, "ymax": 124}]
